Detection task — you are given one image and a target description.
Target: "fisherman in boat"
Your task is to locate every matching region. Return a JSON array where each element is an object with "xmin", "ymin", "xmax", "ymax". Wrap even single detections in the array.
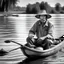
[{"xmin": 26, "ymin": 10, "xmax": 54, "ymax": 50}]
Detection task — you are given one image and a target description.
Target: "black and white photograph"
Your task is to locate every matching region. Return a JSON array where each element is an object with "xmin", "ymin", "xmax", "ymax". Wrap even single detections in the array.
[{"xmin": 0, "ymin": 0, "xmax": 64, "ymax": 64}]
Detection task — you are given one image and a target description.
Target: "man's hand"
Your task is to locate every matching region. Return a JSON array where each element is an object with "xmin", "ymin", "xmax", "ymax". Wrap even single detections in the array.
[
  {"xmin": 26, "ymin": 43, "xmax": 35, "ymax": 48},
  {"xmin": 39, "ymin": 37, "xmax": 46, "ymax": 40},
  {"xmin": 38, "ymin": 35, "xmax": 54, "ymax": 41},
  {"xmin": 46, "ymin": 35, "xmax": 53, "ymax": 39},
  {"xmin": 28, "ymin": 33, "xmax": 34, "ymax": 38},
  {"xmin": 31, "ymin": 38, "xmax": 35, "ymax": 42}
]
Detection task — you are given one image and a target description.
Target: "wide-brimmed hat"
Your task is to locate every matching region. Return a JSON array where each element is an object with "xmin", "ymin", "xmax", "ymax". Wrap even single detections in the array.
[{"xmin": 35, "ymin": 10, "xmax": 52, "ymax": 19}]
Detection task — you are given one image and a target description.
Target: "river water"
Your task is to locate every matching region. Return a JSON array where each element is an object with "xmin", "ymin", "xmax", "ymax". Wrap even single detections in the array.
[{"xmin": 0, "ymin": 14, "xmax": 64, "ymax": 64}]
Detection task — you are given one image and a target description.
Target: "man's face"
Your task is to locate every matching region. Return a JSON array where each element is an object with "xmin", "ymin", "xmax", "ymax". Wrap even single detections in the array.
[{"xmin": 40, "ymin": 15, "xmax": 46, "ymax": 23}]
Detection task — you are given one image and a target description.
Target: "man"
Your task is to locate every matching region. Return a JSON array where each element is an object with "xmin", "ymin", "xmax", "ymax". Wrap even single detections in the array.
[{"xmin": 26, "ymin": 10, "xmax": 54, "ymax": 50}]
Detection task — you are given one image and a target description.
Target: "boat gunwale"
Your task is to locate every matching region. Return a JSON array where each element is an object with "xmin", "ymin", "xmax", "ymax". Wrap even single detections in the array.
[{"xmin": 22, "ymin": 41, "xmax": 64, "ymax": 53}]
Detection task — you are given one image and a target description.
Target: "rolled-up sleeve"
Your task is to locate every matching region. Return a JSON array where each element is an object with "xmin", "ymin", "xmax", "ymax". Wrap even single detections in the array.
[{"xmin": 28, "ymin": 22, "xmax": 37, "ymax": 37}]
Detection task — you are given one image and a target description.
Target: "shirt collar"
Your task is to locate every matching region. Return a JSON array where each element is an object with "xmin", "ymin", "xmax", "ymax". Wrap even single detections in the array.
[
  {"xmin": 45, "ymin": 21, "xmax": 48, "ymax": 26},
  {"xmin": 39, "ymin": 20, "xmax": 48, "ymax": 27}
]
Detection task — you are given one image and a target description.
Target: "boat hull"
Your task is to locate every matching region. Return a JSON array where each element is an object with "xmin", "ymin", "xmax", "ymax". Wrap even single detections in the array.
[{"xmin": 21, "ymin": 41, "xmax": 64, "ymax": 57}]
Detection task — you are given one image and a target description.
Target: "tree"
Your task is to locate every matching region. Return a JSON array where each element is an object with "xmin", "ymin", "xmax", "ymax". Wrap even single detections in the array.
[
  {"xmin": 0, "ymin": 0, "xmax": 3, "ymax": 7},
  {"xmin": 26, "ymin": 2, "xmax": 40, "ymax": 14},
  {"xmin": 32, "ymin": 3, "xmax": 40, "ymax": 14},
  {"xmin": 50, "ymin": 9, "xmax": 55, "ymax": 13},
  {"xmin": 44, "ymin": 2, "xmax": 52, "ymax": 13},
  {"xmin": 55, "ymin": 3, "xmax": 61, "ymax": 12},
  {"xmin": 7, "ymin": 0, "xmax": 19, "ymax": 11},
  {"xmin": 62, "ymin": 6, "xmax": 64, "ymax": 10},
  {"xmin": 26, "ymin": 4, "xmax": 33, "ymax": 14},
  {"xmin": 0, "ymin": 0, "xmax": 19, "ymax": 12},
  {"xmin": 40, "ymin": 1, "xmax": 45, "ymax": 10},
  {"xmin": 10, "ymin": 0, "xmax": 19, "ymax": 7}
]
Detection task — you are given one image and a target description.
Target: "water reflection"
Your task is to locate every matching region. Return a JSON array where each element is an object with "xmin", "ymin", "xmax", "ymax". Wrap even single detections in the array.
[
  {"xmin": 49, "ymin": 14, "xmax": 64, "ymax": 38},
  {"xmin": 25, "ymin": 14, "xmax": 36, "ymax": 34},
  {"xmin": 18, "ymin": 55, "xmax": 58, "ymax": 64},
  {"xmin": 0, "ymin": 17, "xmax": 16, "ymax": 38},
  {"xmin": 18, "ymin": 57, "xmax": 48, "ymax": 64}
]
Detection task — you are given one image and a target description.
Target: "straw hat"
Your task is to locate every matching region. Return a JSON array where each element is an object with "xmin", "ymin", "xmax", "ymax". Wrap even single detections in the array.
[{"xmin": 35, "ymin": 10, "xmax": 52, "ymax": 19}]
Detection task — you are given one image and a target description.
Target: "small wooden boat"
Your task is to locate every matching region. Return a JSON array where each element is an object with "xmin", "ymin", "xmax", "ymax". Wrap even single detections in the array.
[
  {"xmin": 21, "ymin": 36, "xmax": 64, "ymax": 57},
  {"xmin": 4, "ymin": 35, "xmax": 64, "ymax": 58}
]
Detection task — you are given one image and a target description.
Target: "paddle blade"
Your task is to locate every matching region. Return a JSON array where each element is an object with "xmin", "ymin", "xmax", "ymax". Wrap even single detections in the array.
[
  {"xmin": 59, "ymin": 35, "xmax": 64, "ymax": 41},
  {"xmin": 0, "ymin": 49, "xmax": 8, "ymax": 56},
  {"xmin": 4, "ymin": 40, "xmax": 11, "ymax": 43}
]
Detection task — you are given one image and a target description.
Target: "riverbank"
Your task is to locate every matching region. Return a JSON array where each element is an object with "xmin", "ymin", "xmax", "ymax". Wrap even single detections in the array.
[{"xmin": 0, "ymin": 11, "xmax": 25, "ymax": 16}]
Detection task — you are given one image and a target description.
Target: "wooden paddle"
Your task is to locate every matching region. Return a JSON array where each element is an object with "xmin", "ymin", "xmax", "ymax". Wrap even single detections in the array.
[
  {"xmin": 4, "ymin": 40, "xmax": 24, "ymax": 53},
  {"xmin": 8, "ymin": 47, "xmax": 21, "ymax": 53}
]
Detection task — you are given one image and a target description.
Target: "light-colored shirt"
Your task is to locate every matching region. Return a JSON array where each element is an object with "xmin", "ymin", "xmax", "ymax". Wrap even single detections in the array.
[{"xmin": 29, "ymin": 20, "xmax": 53, "ymax": 38}]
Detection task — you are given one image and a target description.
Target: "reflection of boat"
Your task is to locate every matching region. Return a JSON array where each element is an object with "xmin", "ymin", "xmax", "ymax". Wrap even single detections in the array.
[
  {"xmin": 0, "ymin": 49, "xmax": 7, "ymax": 56},
  {"xmin": 18, "ymin": 56, "xmax": 44, "ymax": 64},
  {"xmin": 11, "ymin": 14, "xmax": 19, "ymax": 17},
  {"xmin": 21, "ymin": 36, "xmax": 64, "ymax": 58}
]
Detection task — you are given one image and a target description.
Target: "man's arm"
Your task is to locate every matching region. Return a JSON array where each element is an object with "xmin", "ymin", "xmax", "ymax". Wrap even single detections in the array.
[{"xmin": 28, "ymin": 22, "xmax": 37, "ymax": 38}]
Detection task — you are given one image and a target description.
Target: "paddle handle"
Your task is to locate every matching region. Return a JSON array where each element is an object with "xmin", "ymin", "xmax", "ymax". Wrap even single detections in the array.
[
  {"xmin": 10, "ymin": 40, "xmax": 23, "ymax": 46},
  {"xmin": 8, "ymin": 47, "xmax": 21, "ymax": 53}
]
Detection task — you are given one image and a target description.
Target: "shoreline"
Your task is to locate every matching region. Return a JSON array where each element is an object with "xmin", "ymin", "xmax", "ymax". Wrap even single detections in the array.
[
  {"xmin": 0, "ymin": 11, "xmax": 63, "ymax": 16},
  {"xmin": 0, "ymin": 11, "xmax": 25, "ymax": 16}
]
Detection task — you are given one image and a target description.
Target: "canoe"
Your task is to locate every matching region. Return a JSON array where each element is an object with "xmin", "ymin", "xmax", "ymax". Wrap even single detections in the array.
[{"xmin": 21, "ymin": 40, "xmax": 64, "ymax": 57}]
